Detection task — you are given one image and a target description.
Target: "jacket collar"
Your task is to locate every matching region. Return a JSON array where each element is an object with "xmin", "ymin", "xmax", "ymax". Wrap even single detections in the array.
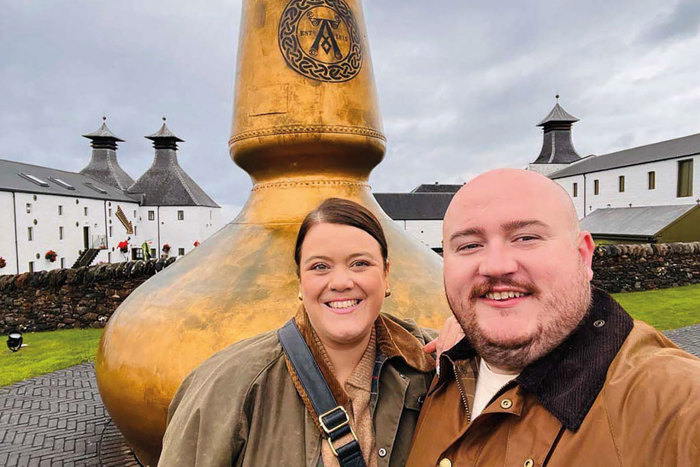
[
  {"xmin": 439, "ymin": 288, "xmax": 633, "ymax": 432},
  {"xmin": 285, "ymin": 306, "xmax": 435, "ymax": 426}
]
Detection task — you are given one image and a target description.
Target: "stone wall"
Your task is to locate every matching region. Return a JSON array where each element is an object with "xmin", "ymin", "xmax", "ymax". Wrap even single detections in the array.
[
  {"xmin": 0, "ymin": 258, "xmax": 175, "ymax": 334},
  {"xmin": 591, "ymin": 242, "xmax": 700, "ymax": 293},
  {"xmin": 1, "ymin": 242, "xmax": 699, "ymax": 333}
]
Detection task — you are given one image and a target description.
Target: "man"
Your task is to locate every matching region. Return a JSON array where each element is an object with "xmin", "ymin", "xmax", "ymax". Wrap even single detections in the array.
[{"xmin": 408, "ymin": 169, "xmax": 700, "ymax": 466}]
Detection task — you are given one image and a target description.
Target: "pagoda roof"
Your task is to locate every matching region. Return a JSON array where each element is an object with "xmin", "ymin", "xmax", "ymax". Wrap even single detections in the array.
[
  {"xmin": 537, "ymin": 102, "xmax": 579, "ymax": 126},
  {"xmin": 82, "ymin": 119, "xmax": 124, "ymax": 142},
  {"xmin": 146, "ymin": 119, "xmax": 184, "ymax": 143}
]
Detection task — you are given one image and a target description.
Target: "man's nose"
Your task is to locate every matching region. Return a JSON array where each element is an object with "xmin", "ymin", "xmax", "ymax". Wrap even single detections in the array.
[
  {"xmin": 329, "ymin": 268, "xmax": 354, "ymax": 291},
  {"xmin": 478, "ymin": 244, "xmax": 518, "ymax": 278}
]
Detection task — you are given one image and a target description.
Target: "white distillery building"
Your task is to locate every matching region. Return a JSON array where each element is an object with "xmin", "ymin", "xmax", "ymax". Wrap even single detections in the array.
[
  {"xmin": 377, "ymin": 98, "xmax": 699, "ymax": 246},
  {"xmin": 0, "ymin": 119, "xmax": 221, "ymax": 275}
]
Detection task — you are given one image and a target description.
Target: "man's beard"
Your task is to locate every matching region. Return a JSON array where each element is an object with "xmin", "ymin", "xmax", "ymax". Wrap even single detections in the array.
[{"xmin": 447, "ymin": 260, "xmax": 592, "ymax": 371}]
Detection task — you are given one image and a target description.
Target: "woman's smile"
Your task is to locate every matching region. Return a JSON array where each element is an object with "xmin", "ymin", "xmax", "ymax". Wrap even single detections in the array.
[{"xmin": 324, "ymin": 298, "xmax": 363, "ymax": 314}]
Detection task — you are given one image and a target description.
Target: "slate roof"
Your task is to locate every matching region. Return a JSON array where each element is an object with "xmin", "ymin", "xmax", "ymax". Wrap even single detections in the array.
[
  {"xmin": 579, "ymin": 205, "xmax": 697, "ymax": 237},
  {"xmin": 128, "ymin": 122, "xmax": 219, "ymax": 207},
  {"xmin": 550, "ymin": 132, "xmax": 700, "ymax": 179},
  {"xmin": 80, "ymin": 120, "xmax": 135, "ymax": 191},
  {"xmin": 374, "ymin": 192, "xmax": 454, "ymax": 220},
  {"xmin": 537, "ymin": 102, "xmax": 579, "ymax": 126},
  {"xmin": 411, "ymin": 183, "xmax": 462, "ymax": 193},
  {"xmin": 0, "ymin": 158, "xmax": 138, "ymax": 202}
]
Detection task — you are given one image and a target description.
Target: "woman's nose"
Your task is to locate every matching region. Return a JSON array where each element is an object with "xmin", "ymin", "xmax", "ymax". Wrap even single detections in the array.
[{"xmin": 329, "ymin": 268, "xmax": 354, "ymax": 291}]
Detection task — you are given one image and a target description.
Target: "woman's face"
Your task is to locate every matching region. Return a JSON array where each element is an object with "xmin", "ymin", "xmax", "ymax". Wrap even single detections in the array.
[{"xmin": 299, "ymin": 222, "xmax": 388, "ymax": 349}]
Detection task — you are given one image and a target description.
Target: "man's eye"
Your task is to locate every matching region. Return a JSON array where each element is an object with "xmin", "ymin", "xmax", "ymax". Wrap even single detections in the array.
[
  {"xmin": 456, "ymin": 243, "xmax": 481, "ymax": 252},
  {"xmin": 515, "ymin": 235, "xmax": 538, "ymax": 242}
]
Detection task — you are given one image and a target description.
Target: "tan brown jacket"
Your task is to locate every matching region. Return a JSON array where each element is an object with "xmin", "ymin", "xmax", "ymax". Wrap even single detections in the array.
[
  {"xmin": 407, "ymin": 290, "xmax": 700, "ymax": 467},
  {"xmin": 159, "ymin": 308, "xmax": 435, "ymax": 467}
]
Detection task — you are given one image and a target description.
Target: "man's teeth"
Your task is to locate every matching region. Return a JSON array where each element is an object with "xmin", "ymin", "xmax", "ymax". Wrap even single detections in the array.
[
  {"xmin": 327, "ymin": 299, "xmax": 360, "ymax": 309},
  {"xmin": 484, "ymin": 291, "xmax": 526, "ymax": 301}
]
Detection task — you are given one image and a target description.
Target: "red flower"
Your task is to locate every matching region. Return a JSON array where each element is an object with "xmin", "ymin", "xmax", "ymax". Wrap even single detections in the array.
[
  {"xmin": 162, "ymin": 243, "xmax": 171, "ymax": 252},
  {"xmin": 45, "ymin": 250, "xmax": 58, "ymax": 262},
  {"xmin": 193, "ymin": 240, "xmax": 200, "ymax": 247},
  {"xmin": 0, "ymin": 256, "xmax": 6, "ymax": 269},
  {"xmin": 118, "ymin": 240, "xmax": 129, "ymax": 253}
]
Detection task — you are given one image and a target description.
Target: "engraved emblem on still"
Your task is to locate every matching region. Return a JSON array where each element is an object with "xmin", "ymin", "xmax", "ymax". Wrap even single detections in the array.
[{"xmin": 278, "ymin": 0, "xmax": 362, "ymax": 82}]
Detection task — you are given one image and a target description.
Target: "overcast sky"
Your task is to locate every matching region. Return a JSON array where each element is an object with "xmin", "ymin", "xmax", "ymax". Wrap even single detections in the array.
[{"xmin": 3, "ymin": 0, "xmax": 700, "ymax": 221}]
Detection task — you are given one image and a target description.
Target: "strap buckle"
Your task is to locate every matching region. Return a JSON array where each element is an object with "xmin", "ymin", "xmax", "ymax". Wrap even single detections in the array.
[{"xmin": 319, "ymin": 406, "xmax": 359, "ymax": 456}]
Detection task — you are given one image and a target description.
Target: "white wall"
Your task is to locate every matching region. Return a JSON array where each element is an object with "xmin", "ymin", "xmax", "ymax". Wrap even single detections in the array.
[
  {"xmin": 1, "ymin": 192, "xmax": 141, "ymax": 275},
  {"xmin": 0, "ymin": 192, "xmax": 18, "ymax": 274},
  {"xmin": 135, "ymin": 205, "xmax": 222, "ymax": 259},
  {"xmin": 394, "ymin": 219, "xmax": 443, "ymax": 250},
  {"xmin": 555, "ymin": 155, "xmax": 700, "ymax": 219}
]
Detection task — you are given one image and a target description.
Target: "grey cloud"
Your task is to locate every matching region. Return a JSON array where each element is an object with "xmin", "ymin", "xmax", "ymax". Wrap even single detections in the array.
[{"xmin": 2, "ymin": 1, "xmax": 700, "ymax": 219}]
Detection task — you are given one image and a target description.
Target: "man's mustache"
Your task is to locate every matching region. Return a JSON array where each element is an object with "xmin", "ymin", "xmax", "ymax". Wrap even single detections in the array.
[{"xmin": 469, "ymin": 277, "xmax": 540, "ymax": 300}]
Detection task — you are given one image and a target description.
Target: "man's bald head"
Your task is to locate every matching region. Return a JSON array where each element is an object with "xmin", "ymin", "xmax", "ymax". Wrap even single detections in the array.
[
  {"xmin": 442, "ymin": 168, "xmax": 596, "ymax": 372},
  {"xmin": 445, "ymin": 169, "xmax": 580, "ymax": 241}
]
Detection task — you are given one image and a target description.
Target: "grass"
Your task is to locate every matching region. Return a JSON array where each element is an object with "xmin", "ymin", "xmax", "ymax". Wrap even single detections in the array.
[
  {"xmin": 0, "ymin": 328, "xmax": 103, "ymax": 387},
  {"xmin": 611, "ymin": 283, "xmax": 700, "ymax": 330},
  {"xmin": 1, "ymin": 284, "xmax": 698, "ymax": 387}
]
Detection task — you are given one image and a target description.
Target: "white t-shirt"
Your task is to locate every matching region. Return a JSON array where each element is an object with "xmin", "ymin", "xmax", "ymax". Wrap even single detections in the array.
[{"xmin": 471, "ymin": 359, "xmax": 520, "ymax": 419}]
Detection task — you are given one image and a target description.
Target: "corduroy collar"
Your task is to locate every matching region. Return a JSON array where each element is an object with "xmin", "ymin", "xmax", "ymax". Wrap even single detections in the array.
[{"xmin": 438, "ymin": 288, "xmax": 633, "ymax": 431}]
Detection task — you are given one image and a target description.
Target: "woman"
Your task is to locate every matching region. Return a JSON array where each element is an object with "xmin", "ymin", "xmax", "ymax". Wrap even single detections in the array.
[{"xmin": 159, "ymin": 198, "xmax": 438, "ymax": 466}]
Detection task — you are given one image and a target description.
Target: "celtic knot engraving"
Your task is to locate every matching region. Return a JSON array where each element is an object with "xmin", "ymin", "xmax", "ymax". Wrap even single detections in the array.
[{"xmin": 278, "ymin": 0, "xmax": 363, "ymax": 83}]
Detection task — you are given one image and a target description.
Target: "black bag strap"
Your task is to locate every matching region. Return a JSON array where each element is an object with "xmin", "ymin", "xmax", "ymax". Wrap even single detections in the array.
[{"xmin": 278, "ymin": 319, "xmax": 367, "ymax": 467}]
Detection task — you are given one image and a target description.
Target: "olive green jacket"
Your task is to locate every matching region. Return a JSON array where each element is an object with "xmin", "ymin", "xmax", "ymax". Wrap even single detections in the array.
[{"xmin": 158, "ymin": 309, "xmax": 436, "ymax": 467}]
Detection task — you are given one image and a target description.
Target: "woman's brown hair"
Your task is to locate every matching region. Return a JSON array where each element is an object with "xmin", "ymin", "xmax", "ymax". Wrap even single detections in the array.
[{"xmin": 294, "ymin": 198, "xmax": 388, "ymax": 275}]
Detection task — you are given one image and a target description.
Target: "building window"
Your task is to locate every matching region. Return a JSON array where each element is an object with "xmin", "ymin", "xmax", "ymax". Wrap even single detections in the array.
[
  {"xmin": 178, "ymin": 248, "xmax": 185, "ymax": 256},
  {"xmin": 59, "ymin": 226, "xmax": 64, "ymax": 240},
  {"xmin": 60, "ymin": 258, "xmax": 65, "ymax": 268},
  {"xmin": 677, "ymin": 159, "xmax": 693, "ymax": 197},
  {"xmin": 134, "ymin": 225, "xmax": 138, "ymax": 235},
  {"xmin": 648, "ymin": 171, "xmax": 656, "ymax": 190},
  {"xmin": 177, "ymin": 210, "xmax": 184, "ymax": 221},
  {"xmin": 618, "ymin": 175, "xmax": 625, "ymax": 192},
  {"xmin": 28, "ymin": 227, "xmax": 33, "ymax": 241},
  {"xmin": 58, "ymin": 205, "xmax": 63, "ymax": 215},
  {"xmin": 572, "ymin": 183, "xmax": 578, "ymax": 198},
  {"xmin": 594, "ymin": 179, "xmax": 599, "ymax": 195},
  {"xmin": 148, "ymin": 210, "xmax": 155, "ymax": 221},
  {"xmin": 28, "ymin": 261, "xmax": 34, "ymax": 272},
  {"xmin": 84, "ymin": 206, "xmax": 88, "ymax": 216},
  {"xmin": 109, "ymin": 226, "xmax": 113, "ymax": 237},
  {"xmin": 26, "ymin": 203, "xmax": 32, "ymax": 214},
  {"xmin": 109, "ymin": 208, "xmax": 112, "ymax": 217}
]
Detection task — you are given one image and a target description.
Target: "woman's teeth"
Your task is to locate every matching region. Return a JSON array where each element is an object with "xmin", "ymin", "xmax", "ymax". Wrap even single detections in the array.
[
  {"xmin": 327, "ymin": 299, "xmax": 360, "ymax": 309},
  {"xmin": 484, "ymin": 291, "xmax": 526, "ymax": 301}
]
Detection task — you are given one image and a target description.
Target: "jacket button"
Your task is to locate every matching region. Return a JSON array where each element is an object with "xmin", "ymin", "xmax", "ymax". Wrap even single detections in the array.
[
  {"xmin": 399, "ymin": 373, "xmax": 406, "ymax": 379},
  {"xmin": 594, "ymin": 319, "xmax": 605, "ymax": 328},
  {"xmin": 500, "ymin": 398, "xmax": 513, "ymax": 409},
  {"xmin": 378, "ymin": 448, "xmax": 387, "ymax": 457},
  {"xmin": 524, "ymin": 459, "xmax": 534, "ymax": 467},
  {"xmin": 438, "ymin": 458, "xmax": 452, "ymax": 467}
]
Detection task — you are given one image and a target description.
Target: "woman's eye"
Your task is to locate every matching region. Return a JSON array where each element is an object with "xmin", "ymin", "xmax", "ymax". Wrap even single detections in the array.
[
  {"xmin": 352, "ymin": 260, "xmax": 370, "ymax": 267},
  {"xmin": 310, "ymin": 263, "xmax": 329, "ymax": 271}
]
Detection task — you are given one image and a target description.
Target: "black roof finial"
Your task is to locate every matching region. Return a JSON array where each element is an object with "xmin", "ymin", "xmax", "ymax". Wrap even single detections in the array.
[{"xmin": 555, "ymin": 93, "xmax": 560, "ymax": 102}]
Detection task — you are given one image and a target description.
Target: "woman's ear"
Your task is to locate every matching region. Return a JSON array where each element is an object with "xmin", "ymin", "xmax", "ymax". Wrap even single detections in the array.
[{"xmin": 384, "ymin": 258, "xmax": 391, "ymax": 277}]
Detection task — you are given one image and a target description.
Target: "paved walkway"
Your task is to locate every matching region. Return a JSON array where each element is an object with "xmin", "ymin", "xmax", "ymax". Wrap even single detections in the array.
[{"xmin": 1, "ymin": 324, "xmax": 699, "ymax": 466}]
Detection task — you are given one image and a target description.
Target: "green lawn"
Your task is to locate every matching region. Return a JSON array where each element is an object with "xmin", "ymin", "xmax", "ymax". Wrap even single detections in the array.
[
  {"xmin": 1, "ymin": 284, "xmax": 698, "ymax": 387},
  {"xmin": 611, "ymin": 283, "xmax": 700, "ymax": 330},
  {"xmin": 0, "ymin": 328, "xmax": 103, "ymax": 387}
]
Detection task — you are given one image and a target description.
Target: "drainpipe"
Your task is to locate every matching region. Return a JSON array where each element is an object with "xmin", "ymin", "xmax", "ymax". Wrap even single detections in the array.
[
  {"xmin": 103, "ymin": 200, "xmax": 109, "ymax": 253},
  {"xmin": 12, "ymin": 192, "xmax": 19, "ymax": 274},
  {"xmin": 157, "ymin": 206, "xmax": 161, "ymax": 258},
  {"xmin": 583, "ymin": 173, "xmax": 587, "ymax": 218}
]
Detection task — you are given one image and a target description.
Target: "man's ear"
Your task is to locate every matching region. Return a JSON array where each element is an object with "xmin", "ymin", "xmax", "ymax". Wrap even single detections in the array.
[{"xmin": 577, "ymin": 231, "xmax": 595, "ymax": 281}]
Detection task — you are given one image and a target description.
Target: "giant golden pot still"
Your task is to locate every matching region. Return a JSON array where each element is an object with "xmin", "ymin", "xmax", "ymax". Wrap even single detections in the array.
[{"xmin": 95, "ymin": 0, "xmax": 450, "ymax": 464}]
